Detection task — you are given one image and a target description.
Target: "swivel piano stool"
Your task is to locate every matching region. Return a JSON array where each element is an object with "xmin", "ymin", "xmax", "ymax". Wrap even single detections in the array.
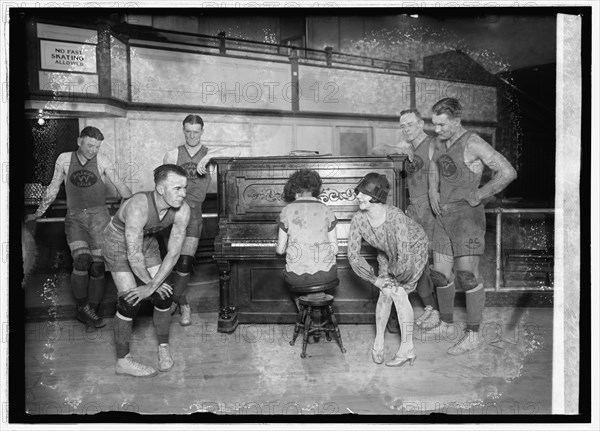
[{"xmin": 289, "ymin": 279, "xmax": 346, "ymax": 358}]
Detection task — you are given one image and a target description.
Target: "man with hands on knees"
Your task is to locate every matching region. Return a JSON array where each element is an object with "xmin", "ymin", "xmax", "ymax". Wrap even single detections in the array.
[
  {"xmin": 428, "ymin": 98, "xmax": 517, "ymax": 355},
  {"xmin": 102, "ymin": 164, "xmax": 190, "ymax": 377}
]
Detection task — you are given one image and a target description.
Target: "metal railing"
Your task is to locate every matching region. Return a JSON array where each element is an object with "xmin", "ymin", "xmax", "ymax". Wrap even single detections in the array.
[
  {"xmin": 485, "ymin": 207, "xmax": 555, "ymax": 291},
  {"xmin": 126, "ymin": 26, "xmax": 412, "ymax": 73}
]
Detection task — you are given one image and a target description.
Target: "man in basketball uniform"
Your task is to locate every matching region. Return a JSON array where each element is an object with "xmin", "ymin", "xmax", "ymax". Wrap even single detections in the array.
[
  {"xmin": 428, "ymin": 98, "xmax": 517, "ymax": 355},
  {"xmin": 25, "ymin": 126, "xmax": 132, "ymax": 328},
  {"xmin": 369, "ymin": 110, "xmax": 440, "ymax": 334},
  {"xmin": 103, "ymin": 164, "xmax": 190, "ymax": 377},
  {"xmin": 162, "ymin": 115, "xmax": 242, "ymax": 326},
  {"xmin": 398, "ymin": 109, "xmax": 440, "ymax": 331}
]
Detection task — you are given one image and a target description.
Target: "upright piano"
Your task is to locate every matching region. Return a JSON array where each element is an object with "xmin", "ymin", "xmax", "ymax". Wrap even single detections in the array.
[{"xmin": 212, "ymin": 155, "xmax": 407, "ymax": 333}]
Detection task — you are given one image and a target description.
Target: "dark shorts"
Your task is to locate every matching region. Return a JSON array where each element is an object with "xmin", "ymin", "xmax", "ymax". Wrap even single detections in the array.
[
  {"xmin": 185, "ymin": 200, "xmax": 204, "ymax": 239},
  {"xmin": 102, "ymin": 222, "xmax": 162, "ymax": 272},
  {"xmin": 64, "ymin": 205, "xmax": 111, "ymax": 260},
  {"xmin": 432, "ymin": 201, "xmax": 485, "ymax": 257},
  {"xmin": 406, "ymin": 195, "xmax": 435, "ymax": 248}
]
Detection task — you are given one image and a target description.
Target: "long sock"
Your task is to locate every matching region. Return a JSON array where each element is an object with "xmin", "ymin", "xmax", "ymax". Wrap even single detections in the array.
[
  {"xmin": 153, "ymin": 307, "xmax": 171, "ymax": 345},
  {"xmin": 391, "ymin": 289, "xmax": 415, "ymax": 356},
  {"xmin": 436, "ymin": 281, "xmax": 455, "ymax": 323},
  {"xmin": 172, "ymin": 272, "xmax": 190, "ymax": 306},
  {"xmin": 374, "ymin": 293, "xmax": 393, "ymax": 350},
  {"xmin": 71, "ymin": 269, "xmax": 89, "ymax": 307},
  {"xmin": 114, "ymin": 314, "xmax": 133, "ymax": 359},
  {"xmin": 466, "ymin": 284, "xmax": 485, "ymax": 332},
  {"xmin": 88, "ymin": 275, "xmax": 105, "ymax": 311}
]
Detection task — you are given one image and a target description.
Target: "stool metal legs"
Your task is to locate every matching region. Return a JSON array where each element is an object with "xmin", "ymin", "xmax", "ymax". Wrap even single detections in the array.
[
  {"xmin": 291, "ymin": 302, "xmax": 346, "ymax": 358},
  {"xmin": 327, "ymin": 305, "xmax": 346, "ymax": 353},
  {"xmin": 301, "ymin": 306, "xmax": 313, "ymax": 358},
  {"xmin": 290, "ymin": 305, "xmax": 307, "ymax": 347}
]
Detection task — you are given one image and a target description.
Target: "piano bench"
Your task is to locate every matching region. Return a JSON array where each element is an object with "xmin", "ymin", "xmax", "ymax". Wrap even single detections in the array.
[{"xmin": 289, "ymin": 290, "xmax": 346, "ymax": 358}]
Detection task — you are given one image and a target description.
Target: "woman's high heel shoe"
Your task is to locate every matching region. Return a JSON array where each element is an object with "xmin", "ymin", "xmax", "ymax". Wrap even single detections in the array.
[
  {"xmin": 385, "ymin": 351, "xmax": 417, "ymax": 367},
  {"xmin": 371, "ymin": 347, "xmax": 384, "ymax": 365}
]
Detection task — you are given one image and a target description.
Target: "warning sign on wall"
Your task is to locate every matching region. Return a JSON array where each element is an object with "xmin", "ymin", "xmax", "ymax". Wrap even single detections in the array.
[{"xmin": 40, "ymin": 40, "xmax": 97, "ymax": 73}]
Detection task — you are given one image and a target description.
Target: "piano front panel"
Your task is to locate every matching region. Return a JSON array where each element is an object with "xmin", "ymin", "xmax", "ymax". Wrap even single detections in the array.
[{"xmin": 233, "ymin": 259, "xmax": 379, "ymax": 324}]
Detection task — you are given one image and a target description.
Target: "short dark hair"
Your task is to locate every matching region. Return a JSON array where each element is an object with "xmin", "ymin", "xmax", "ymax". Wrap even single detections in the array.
[
  {"xmin": 283, "ymin": 169, "xmax": 323, "ymax": 203},
  {"xmin": 182, "ymin": 114, "xmax": 204, "ymax": 128},
  {"xmin": 153, "ymin": 164, "xmax": 187, "ymax": 185},
  {"xmin": 80, "ymin": 126, "xmax": 104, "ymax": 141},
  {"xmin": 399, "ymin": 109, "xmax": 423, "ymax": 121},
  {"xmin": 431, "ymin": 98, "xmax": 462, "ymax": 119}
]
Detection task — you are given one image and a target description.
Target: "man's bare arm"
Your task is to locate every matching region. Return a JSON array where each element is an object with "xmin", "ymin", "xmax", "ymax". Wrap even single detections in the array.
[
  {"xmin": 99, "ymin": 155, "xmax": 132, "ymax": 199},
  {"xmin": 28, "ymin": 153, "xmax": 68, "ymax": 220},
  {"xmin": 468, "ymin": 139, "xmax": 517, "ymax": 204},
  {"xmin": 123, "ymin": 196, "xmax": 153, "ymax": 284},
  {"xmin": 197, "ymin": 147, "xmax": 243, "ymax": 174},
  {"xmin": 148, "ymin": 203, "xmax": 191, "ymax": 290}
]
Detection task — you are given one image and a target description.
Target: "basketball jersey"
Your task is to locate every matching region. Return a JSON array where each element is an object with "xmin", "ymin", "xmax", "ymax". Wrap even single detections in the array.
[
  {"xmin": 434, "ymin": 131, "xmax": 482, "ymax": 205},
  {"xmin": 65, "ymin": 151, "xmax": 106, "ymax": 209},
  {"xmin": 176, "ymin": 145, "xmax": 210, "ymax": 205},
  {"xmin": 111, "ymin": 191, "xmax": 178, "ymax": 236},
  {"xmin": 406, "ymin": 135, "xmax": 434, "ymax": 199}
]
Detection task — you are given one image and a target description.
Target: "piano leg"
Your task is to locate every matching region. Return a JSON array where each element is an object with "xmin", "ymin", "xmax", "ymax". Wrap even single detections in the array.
[{"xmin": 217, "ymin": 261, "xmax": 239, "ymax": 333}]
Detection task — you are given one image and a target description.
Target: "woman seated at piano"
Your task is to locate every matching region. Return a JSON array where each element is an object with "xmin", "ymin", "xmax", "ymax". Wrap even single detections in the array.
[
  {"xmin": 348, "ymin": 173, "xmax": 429, "ymax": 368},
  {"xmin": 275, "ymin": 169, "xmax": 339, "ymax": 310}
]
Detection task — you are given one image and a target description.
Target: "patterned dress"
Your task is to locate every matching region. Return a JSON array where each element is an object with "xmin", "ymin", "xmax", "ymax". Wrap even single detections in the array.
[{"xmin": 348, "ymin": 205, "xmax": 428, "ymax": 293}]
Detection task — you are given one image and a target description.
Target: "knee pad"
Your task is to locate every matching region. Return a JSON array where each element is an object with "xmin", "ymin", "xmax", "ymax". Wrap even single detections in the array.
[
  {"xmin": 174, "ymin": 254, "xmax": 194, "ymax": 274},
  {"xmin": 430, "ymin": 266, "xmax": 452, "ymax": 287},
  {"xmin": 116, "ymin": 295, "xmax": 141, "ymax": 319},
  {"xmin": 89, "ymin": 261, "xmax": 105, "ymax": 278},
  {"xmin": 456, "ymin": 270, "xmax": 479, "ymax": 291},
  {"xmin": 152, "ymin": 291, "xmax": 173, "ymax": 310},
  {"xmin": 73, "ymin": 253, "xmax": 92, "ymax": 272}
]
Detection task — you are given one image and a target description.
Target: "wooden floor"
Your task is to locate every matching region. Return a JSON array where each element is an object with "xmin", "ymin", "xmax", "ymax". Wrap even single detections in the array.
[{"xmin": 24, "ymin": 305, "xmax": 553, "ymax": 416}]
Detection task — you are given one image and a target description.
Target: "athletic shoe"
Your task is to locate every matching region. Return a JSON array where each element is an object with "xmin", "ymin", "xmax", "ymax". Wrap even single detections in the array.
[
  {"xmin": 179, "ymin": 304, "xmax": 192, "ymax": 326},
  {"xmin": 76, "ymin": 304, "xmax": 106, "ymax": 328},
  {"xmin": 447, "ymin": 330, "xmax": 482, "ymax": 355},
  {"xmin": 420, "ymin": 310, "xmax": 441, "ymax": 331},
  {"xmin": 415, "ymin": 305, "xmax": 433, "ymax": 326},
  {"xmin": 158, "ymin": 343, "xmax": 174, "ymax": 371},
  {"xmin": 116, "ymin": 354, "xmax": 158, "ymax": 377}
]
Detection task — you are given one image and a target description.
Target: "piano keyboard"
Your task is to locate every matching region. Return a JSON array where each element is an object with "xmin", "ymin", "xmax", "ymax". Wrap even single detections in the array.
[
  {"xmin": 230, "ymin": 241, "xmax": 277, "ymax": 247},
  {"xmin": 229, "ymin": 240, "xmax": 348, "ymax": 247}
]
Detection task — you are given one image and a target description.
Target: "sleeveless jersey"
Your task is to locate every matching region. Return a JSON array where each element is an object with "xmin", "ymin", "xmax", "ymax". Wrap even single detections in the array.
[
  {"xmin": 65, "ymin": 152, "xmax": 106, "ymax": 209},
  {"xmin": 111, "ymin": 191, "xmax": 178, "ymax": 236},
  {"xmin": 176, "ymin": 145, "xmax": 210, "ymax": 204},
  {"xmin": 434, "ymin": 131, "xmax": 482, "ymax": 205},
  {"xmin": 406, "ymin": 135, "xmax": 434, "ymax": 199}
]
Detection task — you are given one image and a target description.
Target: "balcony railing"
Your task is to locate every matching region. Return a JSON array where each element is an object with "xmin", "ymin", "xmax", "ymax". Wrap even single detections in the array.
[{"xmin": 123, "ymin": 25, "xmax": 412, "ymax": 73}]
